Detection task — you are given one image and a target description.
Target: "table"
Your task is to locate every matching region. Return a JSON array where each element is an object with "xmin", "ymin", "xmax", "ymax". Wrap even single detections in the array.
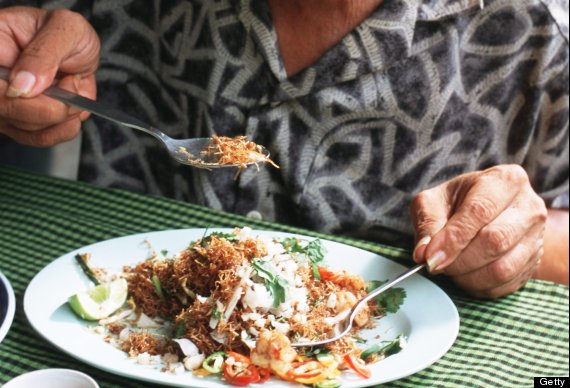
[{"xmin": 0, "ymin": 165, "xmax": 568, "ymax": 387}]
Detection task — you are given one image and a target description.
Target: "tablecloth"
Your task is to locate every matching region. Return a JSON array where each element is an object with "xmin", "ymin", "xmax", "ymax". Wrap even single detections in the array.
[{"xmin": 0, "ymin": 165, "xmax": 568, "ymax": 387}]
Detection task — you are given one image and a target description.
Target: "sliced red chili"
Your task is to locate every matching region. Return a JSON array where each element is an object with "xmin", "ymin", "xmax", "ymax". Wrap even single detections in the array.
[
  {"xmin": 223, "ymin": 352, "xmax": 261, "ymax": 386},
  {"xmin": 257, "ymin": 367, "xmax": 271, "ymax": 383},
  {"xmin": 344, "ymin": 354, "xmax": 371, "ymax": 379}
]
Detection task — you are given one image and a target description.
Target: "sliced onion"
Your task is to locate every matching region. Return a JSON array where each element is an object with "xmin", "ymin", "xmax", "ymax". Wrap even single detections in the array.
[
  {"xmin": 99, "ymin": 309, "xmax": 134, "ymax": 326},
  {"xmin": 136, "ymin": 312, "xmax": 161, "ymax": 328},
  {"xmin": 173, "ymin": 338, "xmax": 199, "ymax": 357},
  {"xmin": 211, "ymin": 331, "xmax": 227, "ymax": 345},
  {"xmin": 224, "ymin": 285, "xmax": 243, "ymax": 321},
  {"xmin": 240, "ymin": 330, "xmax": 256, "ymax": 349}
]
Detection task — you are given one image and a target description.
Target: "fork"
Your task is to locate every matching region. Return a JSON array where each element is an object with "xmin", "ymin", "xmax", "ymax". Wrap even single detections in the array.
[
  {"xmin": 291, "ymin": 264, "xmax": 426, "ymax": 347},
  {"xmin": 0, "ymin": 66, "xmax": 269, "ymax": 169}
]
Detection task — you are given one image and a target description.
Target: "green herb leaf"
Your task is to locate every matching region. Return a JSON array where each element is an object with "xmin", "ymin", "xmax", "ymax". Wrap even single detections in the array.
[
  {"xmin": 360, "ymin": 334, "xmax": 406, "ymax": 361},
  {"xmin": 252, "ymin": 260, "xmax": 288, "ymax": 307},
  {"xmin": 281, "ymin": 238, "xmax": 326, "ymax": 280},
  {"xmin": 174, "ymin": 321, "xmax": 186, "ymax": 337},
  {"xmin": 282, "ymin": 238, "xmax": 326, "ymax": 263},
  {"xmin": 305, "ymin": 240, "xmax": 325, "ymax": 264},
  {"xmin": 75, "ymin": 253, "xmax": 101, "ymax": 286},
  {"xmin": 209, "ymin": 232, "xmax": 239, "ymax": 242},
  {"xmin": 151, "ymin": 274, "xmax": 166, "ymax": 301},
  {"xmin": 212, "ymin": 308, "xmax": 223, "ymax": 321},
  {"xmin": 198, "ymin": 231, "xmax": 240, "ymax": 248},
  {"xmin": 367, "ymin": 280, "xmax": 406, "ymax": 313}
]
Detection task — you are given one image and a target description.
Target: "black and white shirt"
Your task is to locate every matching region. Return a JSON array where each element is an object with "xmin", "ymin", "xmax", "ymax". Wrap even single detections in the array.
[{"xmin": 15, "ymin": 0, "xmax": 570, "ymax": 246}]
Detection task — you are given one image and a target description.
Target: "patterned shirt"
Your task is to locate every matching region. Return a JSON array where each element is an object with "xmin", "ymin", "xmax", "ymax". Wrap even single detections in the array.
[{"xmin": 21, "ymin": 0, "xmax": 570, "ymax": 246}]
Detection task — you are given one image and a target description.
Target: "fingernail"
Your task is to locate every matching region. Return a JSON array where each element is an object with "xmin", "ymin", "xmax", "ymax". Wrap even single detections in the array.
[
  {"xmin": 6, "ymin": 71, "xmax": 36, "ymax": 97},
  {"xmin": 79, "ymin": 111, "xmax": 91, "ymax": 121},
  {"xmin": 413, "ymin": 236, "xmax": 431, "ymax": 261},
  {"xmin": 427, "ymin": 251, "xmax": 447, "ymax": 272}
]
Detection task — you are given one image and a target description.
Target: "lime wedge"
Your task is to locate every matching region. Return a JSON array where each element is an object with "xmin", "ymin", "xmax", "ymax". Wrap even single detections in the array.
[{"xmin": 68, "ymin": 278, "xmax": 128, "ymax": 320}]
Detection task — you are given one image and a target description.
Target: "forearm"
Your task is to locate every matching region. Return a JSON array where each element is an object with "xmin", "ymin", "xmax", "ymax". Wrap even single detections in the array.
[{"xmin": 533, "ymin": 208, "xmax": 569, "ymax": 285}]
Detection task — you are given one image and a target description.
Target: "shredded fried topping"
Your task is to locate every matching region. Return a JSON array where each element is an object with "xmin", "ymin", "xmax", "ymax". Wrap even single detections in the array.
[
  {"xmin": 95, "ymin": 228, "xmax": 395, "ymax": 383},
  {"xmin": 202, "ymin": 135, "xmax": 279, "ymax": 169}
]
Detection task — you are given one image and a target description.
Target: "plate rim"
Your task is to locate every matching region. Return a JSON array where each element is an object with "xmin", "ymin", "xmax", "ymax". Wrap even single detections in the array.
[
  {"xmin": 23, "ymin": 228, "xmax": 460, "ymax": 387},
  {"xmin": 0, "ymin": 271, "xmax": 16, "ymax": 344}
]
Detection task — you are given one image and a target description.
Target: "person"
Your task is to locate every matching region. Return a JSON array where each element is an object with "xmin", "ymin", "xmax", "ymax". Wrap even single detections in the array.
[{"xmin": 0, "ymin": 0, "xmax": 568, "ymax": 298}]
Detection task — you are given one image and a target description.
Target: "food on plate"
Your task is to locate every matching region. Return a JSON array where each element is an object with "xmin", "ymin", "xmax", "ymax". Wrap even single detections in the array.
[{"xmin": 68, "ymin": 228, "xmax": 406, "ymax": 387}]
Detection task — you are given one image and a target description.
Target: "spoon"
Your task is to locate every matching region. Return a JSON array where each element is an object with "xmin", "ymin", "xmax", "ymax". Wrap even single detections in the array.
[
  {"xmin": 0, "ymin": 66, "xmax": 270, "ymax": 169},
  {"xmin": 291, "ymin": 264, "xmax": 425, "ymax": 347}
]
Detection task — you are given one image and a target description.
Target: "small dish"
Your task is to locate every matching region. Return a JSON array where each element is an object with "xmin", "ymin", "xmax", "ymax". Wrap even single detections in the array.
[
  {"xmin": 0, "ymin": 271, "xmax": 16, "ymax": 343},
  {"xmin": 3, "ymin": 369, "xmax": 99, "ymax": 388}
]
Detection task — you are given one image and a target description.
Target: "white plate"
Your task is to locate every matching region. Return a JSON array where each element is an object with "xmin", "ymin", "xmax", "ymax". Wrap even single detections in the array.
[
  {"xmin": 24, "ymin": 229, "xmax": 459, "ymax": 388},
  {"xmin": 0, "ymin": 271, "xmax": 16, "ymax": 343}
]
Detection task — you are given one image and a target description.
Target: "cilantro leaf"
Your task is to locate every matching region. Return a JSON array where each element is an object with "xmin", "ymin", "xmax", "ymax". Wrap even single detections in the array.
[
  {"xmin": 197, "ymin": 231, "xmax": 240, "ymax": 248},
  {"xmin": 281, "ymin": 238, "xmax": 326, "ymax": 280},
  {"xmin": 252, "ymin": 260, "xmax": 288, "ymax": 307},
  {"xmin": 367, "ymin": 280, "xmax": 407, "ymax": 313},
  {"xmin": 209, "ymin": 232, "xmax": 240, "ymax": 242},
  {"xmin": 360, "ymin": 334, "xmax": 407, "ymax": 361}
]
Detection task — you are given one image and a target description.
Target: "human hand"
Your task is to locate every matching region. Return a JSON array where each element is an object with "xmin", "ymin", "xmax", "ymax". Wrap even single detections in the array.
[
  {"xmin": 411, "ymin": 165, "xmax": 547, "ymax": 299},
  {"xmin": 0, "ymin": 6, "xmax": 100, "ymax": 147}
]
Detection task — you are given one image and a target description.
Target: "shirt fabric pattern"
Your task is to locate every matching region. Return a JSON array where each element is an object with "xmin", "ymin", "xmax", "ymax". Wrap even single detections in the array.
[{"xmin": 12, "ymin": 0, "xmax": 569, "ymax": 246}]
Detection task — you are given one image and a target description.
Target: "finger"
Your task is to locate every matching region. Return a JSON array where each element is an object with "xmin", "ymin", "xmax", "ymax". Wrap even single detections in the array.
[
  {"xmin": 5, "ymin": 8, "xmax": 99, "ymax": 97},
  {"xmin": 0, "ymin": 7, "xmax": 46, "ymax": 67},
  {"xmin": 0, "ymin": 74, "xmax": 95, "ymax": 129},
  {"xmin": 72, "ymin": 73, "xmax": 97, "ymax": 120},
  {"xmin": 0, "ymin": 117, "xmax": 82, "ymax": 147},
  {"xmin": 0, "ymin": 75, "xmax": 76, "ymax": 128},
  {"xmin": 468, "ymin": 248, "xmax": 543, "ymax": 299},
  {"xmin": 450, "ymin": 230, "xmax": 544, "ymax": 295},
  {"xmin": 424, "ymin": 166, "xmax": 529, "ymax": 272},
  {"xmin": 442, "ymin": 202, "xmax": 544, "ymax": 276},
  {"xmin": 410, "ymin": 187, "xmax": 450, "ymax": 263}
]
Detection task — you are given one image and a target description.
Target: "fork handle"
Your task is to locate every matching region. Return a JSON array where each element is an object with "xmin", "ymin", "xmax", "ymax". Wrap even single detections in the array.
[
  {"xmin": 361, "ymin": 264, "xmax": 426, "ymax": 306},
  {"xmin": 0, "ymin": 66, "xmax": 167, "ymax": 142}
]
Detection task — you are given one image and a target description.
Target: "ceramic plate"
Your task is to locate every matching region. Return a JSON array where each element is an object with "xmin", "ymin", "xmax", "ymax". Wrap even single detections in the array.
[
  {"xmin": 24, "ymin": 229, "xmax": 459, "ymax": 387},
  {"xmin": 0, "ymin": 271, "xmax": 16, "ymax": 343}
]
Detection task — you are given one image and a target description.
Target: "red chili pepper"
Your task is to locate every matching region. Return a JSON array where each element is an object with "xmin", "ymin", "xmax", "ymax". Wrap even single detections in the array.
[
  {"xmin": 344, "ymin": 354, "xmax": 371, "ymax": 379},
  {"xmin": 223, "ymin": 352, "xmax": 261, "ymax": 386},
  {"xmin": 258, "ymin": 367, "xmax": 271, "ymax": 383}
]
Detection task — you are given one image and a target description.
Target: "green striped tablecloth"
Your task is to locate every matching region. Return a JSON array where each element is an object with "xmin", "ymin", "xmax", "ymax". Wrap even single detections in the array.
[{"xmin": 0, "ymin": 165, "xmax": 568, "ymax": 387}]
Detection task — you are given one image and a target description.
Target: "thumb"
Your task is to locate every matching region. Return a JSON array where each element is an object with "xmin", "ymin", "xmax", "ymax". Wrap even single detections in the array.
[
  {"xmin": 410, "ymin": 185, "xmax": 450, "ymax": 269},
  {"xmin": 6, "ymin": 8, "xmax": 99, "ymax": 98}
]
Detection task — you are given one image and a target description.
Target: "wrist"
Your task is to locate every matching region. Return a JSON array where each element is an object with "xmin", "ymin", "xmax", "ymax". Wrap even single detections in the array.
[{"xmin": 532, "ymin": 208, "xmax": 569, "ymax": 285}]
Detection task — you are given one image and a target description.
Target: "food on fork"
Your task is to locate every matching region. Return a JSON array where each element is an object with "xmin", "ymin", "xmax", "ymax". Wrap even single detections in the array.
[{"xmin": 68, "ymin": 228, "xmax": 406, "ymax": 387}]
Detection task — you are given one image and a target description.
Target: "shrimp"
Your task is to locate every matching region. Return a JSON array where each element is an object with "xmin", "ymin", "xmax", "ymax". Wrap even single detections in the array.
[
  {"xmin": 318, "ymin": 267, "xmax": 367, "ymax": 293},
  {"xmin": 251, "ymin": 330, "xmax": 297, "ymax": 376},
  {"xmin": 334, "ymin": 291, "xmax": 370, "ymax": 327}
]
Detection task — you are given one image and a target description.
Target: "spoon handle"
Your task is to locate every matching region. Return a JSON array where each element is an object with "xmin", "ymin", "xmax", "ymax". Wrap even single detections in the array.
[{"xmin": 0, "ymin": 66, "xmax": 167, "ymax": 142}]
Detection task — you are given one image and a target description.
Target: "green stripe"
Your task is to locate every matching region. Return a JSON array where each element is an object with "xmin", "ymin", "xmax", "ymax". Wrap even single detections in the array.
[
  {"xmin": 0, "ymin": 171, "xmax": 407, "ymax": 259},
  {"xmin": 0, "ymin": 166, "xmax": 408, "ymax": 254}
]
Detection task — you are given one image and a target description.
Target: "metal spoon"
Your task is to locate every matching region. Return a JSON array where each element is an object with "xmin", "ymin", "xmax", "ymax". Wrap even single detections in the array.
[
  {"xmin": 291, "ymin": 264, "xmax": 425, "ymax": 347},
  {"xmin": 0, "ymin": 66, "xmax": 270, "ymax": 169}
]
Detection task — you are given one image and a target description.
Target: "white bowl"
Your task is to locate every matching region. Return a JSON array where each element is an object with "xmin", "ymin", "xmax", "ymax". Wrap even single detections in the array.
[
  {"xmin": 3, "ymin": 369, "xmax": 99, "ymax": 388},
  {"xmin": 0, "ymin": 271, "xmax": 16, "ymax": 343}
]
